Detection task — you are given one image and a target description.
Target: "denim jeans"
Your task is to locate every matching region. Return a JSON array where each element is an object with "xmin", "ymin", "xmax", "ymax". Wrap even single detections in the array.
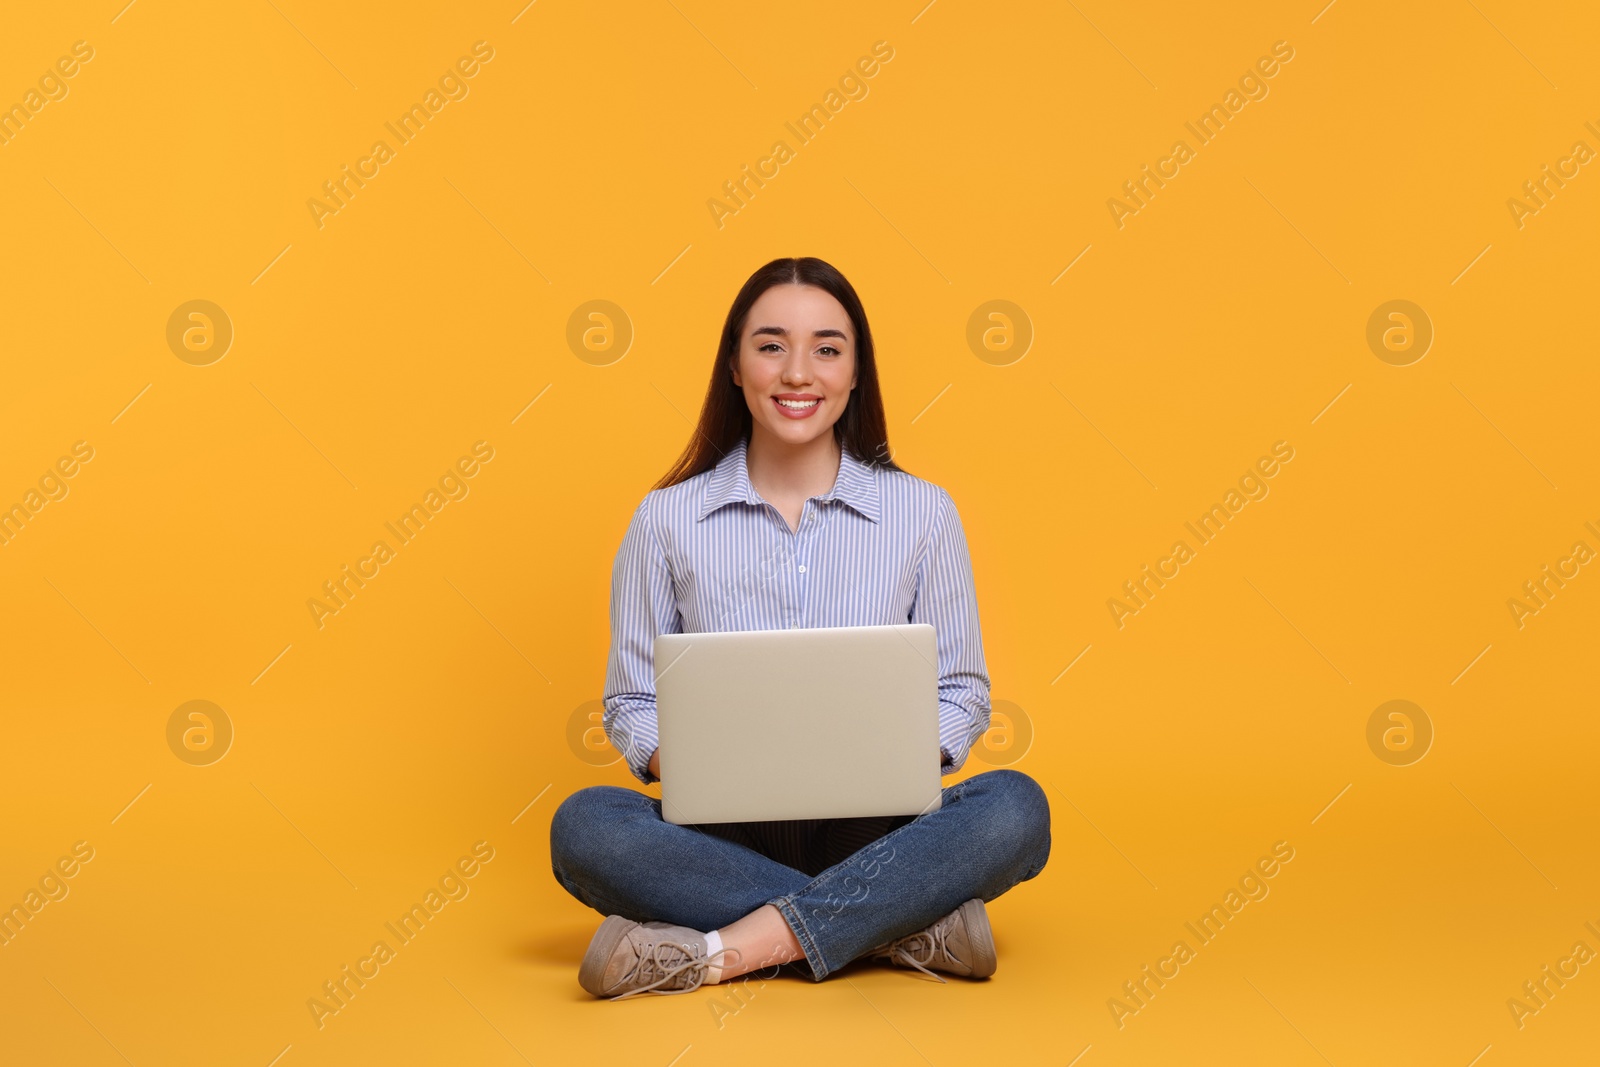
[{"xmin": 549, "ymin": 768, "xmax": 1052, "ymax": 981}]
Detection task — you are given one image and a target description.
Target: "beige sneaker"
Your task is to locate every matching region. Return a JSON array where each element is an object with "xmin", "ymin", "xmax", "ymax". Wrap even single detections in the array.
[
  {"xmin": 866, "ymin": 899, "xmax": 996, "ymax": 981},
  {"xmin": 578, "ymin": 915, "xmax": 742, "ymax": 1000}
]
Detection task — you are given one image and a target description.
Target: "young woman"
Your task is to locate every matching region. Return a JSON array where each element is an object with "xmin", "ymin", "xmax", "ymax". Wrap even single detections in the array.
[{"xmin": 550, "ymin": 256, "xmax": 1051, "ymax": 999}]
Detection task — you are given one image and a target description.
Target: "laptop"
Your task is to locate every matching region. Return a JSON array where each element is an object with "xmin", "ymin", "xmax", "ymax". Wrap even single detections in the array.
[{"xmin": 653, "ymin": 623, "xmax": 944, "ymax": 825}]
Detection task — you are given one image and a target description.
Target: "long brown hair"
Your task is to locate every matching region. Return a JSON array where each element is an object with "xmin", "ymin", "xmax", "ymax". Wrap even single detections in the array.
[{"xmin": 652, "ymin": 256, "xmax": 907, "ymax": 490}]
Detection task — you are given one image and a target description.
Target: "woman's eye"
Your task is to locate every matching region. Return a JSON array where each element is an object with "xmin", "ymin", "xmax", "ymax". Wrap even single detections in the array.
[
  {"xmin": 818, "ymin": 346, "xmax": 840, "ymax": 356},
  {"xmin": 759, "ymin": 342, "xmax": 782, "ymax": 353}
]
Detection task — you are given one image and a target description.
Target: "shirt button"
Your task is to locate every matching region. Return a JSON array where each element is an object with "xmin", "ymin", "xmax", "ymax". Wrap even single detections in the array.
[{"xmin": 797, "ymin": 565, "xmax": 807, "ymax": 573}]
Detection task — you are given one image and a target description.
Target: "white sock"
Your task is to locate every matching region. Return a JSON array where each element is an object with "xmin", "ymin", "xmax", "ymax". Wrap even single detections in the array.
[{"xmin": 702, "ymin": 930, "xmax": 725, "ymax": 984}]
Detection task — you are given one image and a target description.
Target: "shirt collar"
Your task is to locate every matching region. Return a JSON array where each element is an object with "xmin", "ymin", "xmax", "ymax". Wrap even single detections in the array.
[{"xmin": 696, "ymin": 434, "xmax": 881, "ymax": 524}]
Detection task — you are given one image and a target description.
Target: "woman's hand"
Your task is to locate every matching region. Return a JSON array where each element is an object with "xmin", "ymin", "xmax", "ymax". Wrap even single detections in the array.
[{"xmin": 648, "ymin": 748, "xmax": 660, "ymax": 779}]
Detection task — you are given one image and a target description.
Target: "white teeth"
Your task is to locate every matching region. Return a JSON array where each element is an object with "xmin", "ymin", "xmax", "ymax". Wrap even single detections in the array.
[{"xmin": 776, "ymin": 398, "xmax": 819, "ymax": 409}]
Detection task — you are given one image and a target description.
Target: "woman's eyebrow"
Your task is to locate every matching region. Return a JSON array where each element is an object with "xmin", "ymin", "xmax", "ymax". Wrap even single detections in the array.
[{"xmin": 750, "ymin": 326, "xmax": 849, "ymax": 339}]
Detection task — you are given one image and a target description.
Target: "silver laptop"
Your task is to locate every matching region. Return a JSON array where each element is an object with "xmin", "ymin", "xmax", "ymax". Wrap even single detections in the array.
[{"xmin": 653, "ymin": 623, "xmax": 943, "ymax": 825}]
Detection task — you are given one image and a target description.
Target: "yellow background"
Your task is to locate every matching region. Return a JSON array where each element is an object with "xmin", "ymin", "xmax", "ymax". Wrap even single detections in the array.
[{"xmin": 3, "ymin": 0, "xmax": 1597, "ymax": 1063}]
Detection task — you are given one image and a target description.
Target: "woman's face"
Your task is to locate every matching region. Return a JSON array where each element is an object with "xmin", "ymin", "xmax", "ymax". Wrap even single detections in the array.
[{"xmin": 732, "ymin": 283, "xmax": 858, "ymax": 448}]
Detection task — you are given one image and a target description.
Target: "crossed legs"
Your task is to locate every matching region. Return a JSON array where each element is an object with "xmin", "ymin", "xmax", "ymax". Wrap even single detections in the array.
[{"xmin": 550, "ymin": 768, "xmax": 1051, "ymax": 982}]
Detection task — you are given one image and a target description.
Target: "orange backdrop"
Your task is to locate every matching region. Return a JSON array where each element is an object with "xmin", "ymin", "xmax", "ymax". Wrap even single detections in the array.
[{"xmin": 2, "ymin": 1, "xmax": 1597, "ymax": 1064}]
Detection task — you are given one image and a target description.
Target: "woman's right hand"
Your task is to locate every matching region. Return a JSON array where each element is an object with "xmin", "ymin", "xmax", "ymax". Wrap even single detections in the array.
[{"xmin": 648, "ymin": 748, "xmax": 660, "ymax": 779}]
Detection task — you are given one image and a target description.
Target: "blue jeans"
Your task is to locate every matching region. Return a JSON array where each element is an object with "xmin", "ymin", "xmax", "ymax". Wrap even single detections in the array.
[{"xmin": 549, "ymin": 769, "xmax": 1052, "ymax": 981}]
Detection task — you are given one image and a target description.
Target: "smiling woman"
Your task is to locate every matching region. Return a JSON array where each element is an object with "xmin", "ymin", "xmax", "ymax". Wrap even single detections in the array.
[
  {"xmin": 727, "ymin": 287, "xmax": 867, "ymax": 529},
  {"xmin": 548, "ymin": 256, "xmax": 1053, "ymax": 1001},
  {"xmin": 653, "ymin": 259, "xmax": 901, "ymax": 525}
]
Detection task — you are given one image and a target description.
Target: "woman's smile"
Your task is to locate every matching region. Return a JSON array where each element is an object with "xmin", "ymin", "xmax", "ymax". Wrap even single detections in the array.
[{"xmin": 772, "ymin": 394, "xmax": 823, "ymax": 418}]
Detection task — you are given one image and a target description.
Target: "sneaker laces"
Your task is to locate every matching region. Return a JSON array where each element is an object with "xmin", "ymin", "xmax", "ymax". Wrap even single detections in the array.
[
  {"xmin": 609, "ymin": 941, "xmax": 743, "ymax": 1001},
  {"xmin": 881, "ymin": 918, "xmax": 955, "ymax": 984}
]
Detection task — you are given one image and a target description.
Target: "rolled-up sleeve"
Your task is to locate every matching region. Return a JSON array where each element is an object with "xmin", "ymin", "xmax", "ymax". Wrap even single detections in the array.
[
  {"xmin": 602, "ymin": 492, "xmax": 681, "ymax": 784},
  {"xmin": 910, "ymin": 487, "xmax": 991, "ymax": 775}
]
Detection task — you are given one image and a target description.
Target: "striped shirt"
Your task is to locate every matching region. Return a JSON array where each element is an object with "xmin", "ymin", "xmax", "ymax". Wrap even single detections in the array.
[{"xmin": 602, "ymin": 433, "xmax": 991, "ymax": 790}]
